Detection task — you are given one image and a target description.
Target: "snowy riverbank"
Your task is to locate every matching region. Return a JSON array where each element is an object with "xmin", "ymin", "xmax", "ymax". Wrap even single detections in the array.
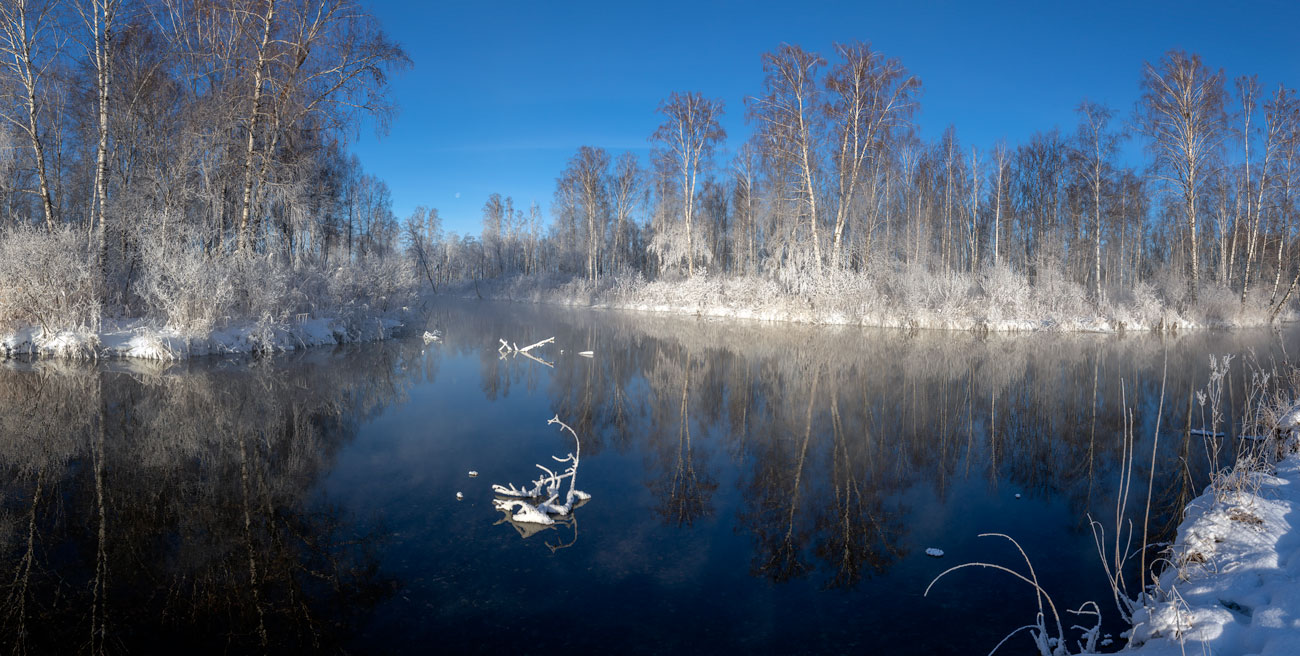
[
  {"xmin": 0, "ymin": 314, "xmax": 406, "ymax": 360},
  {"xmin": 1126, "ymin": 443, "xmax": 1300, "ymax": 654},
  {"xmin": 449, "ymin": 271, "xmax": 1296, "ymax": 334}
]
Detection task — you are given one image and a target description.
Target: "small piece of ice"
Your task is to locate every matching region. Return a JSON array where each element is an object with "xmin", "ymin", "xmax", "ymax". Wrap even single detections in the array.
[
  {"xmin": 1015, "ymin": 493, "xmax": 1022, "ymax": 499},
  {"xmin": 925, "ymin": 548, "xmax": 944, "ymax": 558},
  {"xmin": 468, "ymin": 471, "xmax": 478, "ymax": 477},
  {"xmin": 455, "ymin": 492, "xmax": 464, "ymax": 500},
  {"xmin": 578, "ymin": 351, "xmax": 594, "ymax": 358}
]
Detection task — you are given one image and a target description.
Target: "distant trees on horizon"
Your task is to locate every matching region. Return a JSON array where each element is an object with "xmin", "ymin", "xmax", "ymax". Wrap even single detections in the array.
[{"xmin": 428, "ymin": 43, "xmax": 1300, "ymax": 317}]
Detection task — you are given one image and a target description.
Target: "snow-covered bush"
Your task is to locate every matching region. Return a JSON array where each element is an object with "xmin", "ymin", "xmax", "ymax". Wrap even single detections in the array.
[
  {"xmin": 1232, "ymin": 287, "xmax": 1275, "ymax": 326},
  {"xmin": 1033, "ymin": 267, "xmax": 1089, "ymax": 318},
  {"xmin": 1126, "ymin": 281, "xmax": 1163, "ymax": 327},
  {"xmin": 980, "ymin": 264, "xmax": 1031, "ymax": 319},
  {"xmin": 889, "ymin": 265, "xmax": 975, "ymax": 315},
  {"xmin": 608, "ymin": 270, "xmax": 645, "ymax": 303},
  {"xmin": 1152, "ymin": 266, "xmax": 1191, "ymax": 311},
  {"xmin": 136, "ymin": 231, "xmax": 416, "ymax": 342},
  {"xmin": 1194, "ymin": 284, "xmax": 1240, "ymax": 325},
  {"xmin": 326, "ymin": 254, "xmax": 416, "ymax": 313},
  {"xmin": 235, "ymin": 253, "xmax": 300, "ymax": 320},
  {"xmin": 804, "ymin": 271, "xmax": 884, "ymax": 321},
  {"xmin": 138, "ymin": 244, "xmax": 241, "ymax": 333},
  {"xmin": 0, "ymin": 226, "xmax": 101, "ymax": 333},
  {"xmin": 555, "ymin": 275, "xmax": 597, "ymax": 306}
]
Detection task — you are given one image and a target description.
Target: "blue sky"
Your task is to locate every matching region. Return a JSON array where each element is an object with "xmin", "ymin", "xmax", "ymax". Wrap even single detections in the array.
[{"xmin": 350, "ymin": 0, "xmax": 1300, "ymax": 237}]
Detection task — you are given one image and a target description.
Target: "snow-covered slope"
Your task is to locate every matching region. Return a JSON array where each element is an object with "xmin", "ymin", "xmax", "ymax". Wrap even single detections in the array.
[{"xmin": 1127, "ymin": 452, "xmax": 1300, "ymax": 655}]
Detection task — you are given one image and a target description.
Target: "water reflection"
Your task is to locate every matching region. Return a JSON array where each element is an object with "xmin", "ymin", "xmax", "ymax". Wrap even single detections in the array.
[
  {"xmin": 0, "ymin": 302, "xmax": 1295, "ymax": 654},
  {"xmin": 441, "ymin": 303, "xmax": 1284, "ymax": 585},
  {"xmin": 0, "ymin": 343, "xmax": 429, "ymax": 653},
  {"xmin": 647, "ymin": 348, "xmax": 717, "ymax": 527}
]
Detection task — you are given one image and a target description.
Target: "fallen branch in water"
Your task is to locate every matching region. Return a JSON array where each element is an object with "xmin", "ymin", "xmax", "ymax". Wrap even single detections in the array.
[
  {"xmin": 492, "ymin": 415, "xmax": 592, "ymax": 525},
  {"xmin": 498, "ymin": 336, "xmax": 556, "ymax": 367}
]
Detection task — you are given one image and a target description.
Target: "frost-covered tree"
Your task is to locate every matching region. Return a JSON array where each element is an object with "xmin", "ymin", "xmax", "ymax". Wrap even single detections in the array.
[
  {"xmin": 824, "ymin": 41, "xmax": 919, "ymax": 270},
  {"xmin": 749, "ymin": 45, "xmax": 825, "ymax": 272},
  {"xmin": 0, "ymin": 0, "xmax": 60, "ymax": 232},
  {"xmin": 608, "ymin": 151, "xmax": 642, "ymax": 273},
  {"xmin": 652, "ymin": 91, "xmax": 725, "ymax": 277},
  {"xmin": 1070, "ymin": 101, "xmax": 1122, "ymax": 302},
  {"xmin": 557, "ymin": 146, "xmax": 610, "ymax": 282},
  {"xmin": 1136, "ymin": 50, "xmax": 1227, "ymax": 300}
]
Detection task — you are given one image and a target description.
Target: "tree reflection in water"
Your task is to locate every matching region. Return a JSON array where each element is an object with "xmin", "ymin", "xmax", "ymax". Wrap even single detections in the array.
[
  {"xmin": 0, "ymin": 342, "xmax": 430, "ymax": 653},
  {"xmin": 647, "ymin": 348, "xmax": 717, "ymax": 527},
  {"xmin": 438, "ymin": 302, "xmax": 1294, "ymax": 594}
]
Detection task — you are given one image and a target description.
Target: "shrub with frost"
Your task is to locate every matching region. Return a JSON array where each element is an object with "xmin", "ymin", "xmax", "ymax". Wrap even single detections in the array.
[
  {"xmin": 0, "ymin": 226, "xmax": 100, "ymax": 334},
  {"xmin": 1152, "ymin": 266, "xmax": 1190, "ymax": 311},
  {"xmin": 1126, "ymin": 281, "xmax": 1163, "ymax": 327},
  {"xmin": 1033, "ymin": 267, "xmax": 1089, "ymax": 319},
  {"xmin": 1195, "ymin": 284, "xmax": 1240, "ymax": 325},
  {"xmin": 980, "ymin": 264, "xmax": 1031, "ymax": 320},
  {"xmin": 137, "ymin": 240, "xmax": 240, "ymax": 333},
  {"xmin": 609, "ymin": 270, "xmax": 645, "ymax": 303}
]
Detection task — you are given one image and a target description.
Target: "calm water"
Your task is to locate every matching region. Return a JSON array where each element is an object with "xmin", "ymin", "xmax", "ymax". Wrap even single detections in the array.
[{"xmin": 0, "ymin": 301, "xmax": 1294, "ymax": 654}]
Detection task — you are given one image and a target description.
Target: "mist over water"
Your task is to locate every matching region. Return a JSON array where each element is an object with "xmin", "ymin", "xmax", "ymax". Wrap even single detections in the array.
[{"xmin": 0, "ymin": 302, "xmax": 1294, "ymax": 654}]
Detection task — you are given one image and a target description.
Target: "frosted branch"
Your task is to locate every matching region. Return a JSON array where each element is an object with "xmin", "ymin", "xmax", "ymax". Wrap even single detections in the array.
[{"xmin": 491, "ymin": 415, "xmax": 592, "ymax": 526}]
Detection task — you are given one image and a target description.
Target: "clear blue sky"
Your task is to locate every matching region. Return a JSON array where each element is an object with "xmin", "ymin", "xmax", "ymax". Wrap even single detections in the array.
[{"xmin": 349, "ymin": 0, "xmax": 1300, "ymax": 237}]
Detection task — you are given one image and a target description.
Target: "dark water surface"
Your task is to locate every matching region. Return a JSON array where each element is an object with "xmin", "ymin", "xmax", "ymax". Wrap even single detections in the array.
[{"xmin": 0, "ymin": 301, "xmax": 1295, "ymax": 654}]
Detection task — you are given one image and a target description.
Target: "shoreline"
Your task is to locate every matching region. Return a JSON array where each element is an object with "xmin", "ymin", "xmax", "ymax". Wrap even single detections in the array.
[
  {"xmin": 0, "ymin": 314, "xmax": 408, "ymax": 361},
  {"xmin": 445, "ymin": 273, "xmax": 1296, "ymax": 335},
  {"xmin": 1125, "ymin": 442, "xmax": 1300, "ymax": 654}
]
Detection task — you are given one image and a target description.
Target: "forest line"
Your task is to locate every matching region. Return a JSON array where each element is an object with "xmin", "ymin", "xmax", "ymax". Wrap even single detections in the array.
[{"xmin": 416, "ymin": 45, "xmax": 1299, "ymax": 329}]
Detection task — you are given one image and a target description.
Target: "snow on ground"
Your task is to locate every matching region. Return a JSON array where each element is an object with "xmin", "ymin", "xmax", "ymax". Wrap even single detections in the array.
[
  {"xmin": 450, "ymin": 273, "xmax": 1294, "ymax": 335},
  {"xmin": 0, "ymin": 314, "xmax": 406, "ymax": 361},
  {"xmin": 1127, "ymin": 451, "xmax": 1300, "ymax": 655}
]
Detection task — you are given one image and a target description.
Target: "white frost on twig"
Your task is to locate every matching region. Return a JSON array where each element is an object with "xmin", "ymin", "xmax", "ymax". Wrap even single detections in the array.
[
  {"xmin": 518, "ymin": 336, "xmax": 554, "ymax": 353},
  {"xmin": 491, "ymin": 415, "xmax": 592, "ymax": 525},
  {"xmin": 498, "ymin": 336, "xmax": 556, "ymax": 367}
]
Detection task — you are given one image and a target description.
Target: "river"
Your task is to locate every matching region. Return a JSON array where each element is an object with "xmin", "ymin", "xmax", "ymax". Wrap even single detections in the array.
[{"xmin": 0, "ymin": 301, "xmax": 1293, "ymax": 654}]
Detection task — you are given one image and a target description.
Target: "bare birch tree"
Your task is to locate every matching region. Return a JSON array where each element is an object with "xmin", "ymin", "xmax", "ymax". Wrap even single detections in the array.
[
  {"xmin": 1241, "ymin": 83, "xmax": 1294, "ymax": 302},
  {"xmin": 0, "ymin": 0, "xmax": 59, "ymax": 232},
  {"xmin": 559, "ymin": 146, "xmax": 610, "ymax": 282},
  {"xmin": 1072, "ymin": 100, "xmax": 1121, "ymax": 302},
  {"xmin": 750, "ymin": 45, "xmax": 825, "ymax": 271},
  {"xmin": 1136, "ymin": 50, "xmax": 1226, "ymax": 300},
  {"xmin": 990, "ymin": 141, "xmax": 1008, "ymax": 268},
  {"xmin": 823, "ymin": 41, "xmax": 918, "ymax": 270},
  {"xmin": 651, "ymin": 91, "xmax": 725, "ymax": 277},
  {"xmin": 608, "ymin": 151, "xmax": 641, "ymax": 273}
]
